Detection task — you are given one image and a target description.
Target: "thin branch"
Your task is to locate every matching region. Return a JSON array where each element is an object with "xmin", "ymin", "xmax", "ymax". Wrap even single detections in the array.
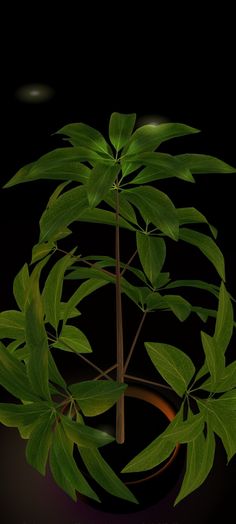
[
  {"xmin": 120, "ymin": 249, "xmax": 138, "ymax": 277},
  {"xmin": 123, "ymin": 311, "xmax": 147, "ymax": 373},
  {"xmin": 56, "ymin": 247, "xmax": 115, "ymax": 277},
  {"xmin": 124, "ymin": 373, "xmax": 173, "ymax": 391},
  {"xmin": 93, "ymin": 363, "xmax": 118, "ymax": 380}
]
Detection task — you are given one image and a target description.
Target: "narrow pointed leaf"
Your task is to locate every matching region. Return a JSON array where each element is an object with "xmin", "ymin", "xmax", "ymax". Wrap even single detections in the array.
[
  {"xmin": 177, "ymin": 207, "xmax": 217, "ymax": 238},
  {"xmin": 105, "ymin": 192, "xmax": 138, "ymax": 225},
  {"xmin": 124, "ymin": 186, "xmax": 179, "ymax": 240},
  {"xmin": 63, "ymin": 279, "xmax": 109, "ymax": 324},
  {"xmin": 201, "ymin": 331, "xmax": 225, "ymax": 385},
  {"xmin": 163, "ymin": 294, "xmax": 191, "ymax": 321},
  {"xmin": 43, "ymin": 252, "xmax": 76, "ymax": 331},
  {"xmin": 145, "ymin": 342, "xmax": 195, "ymax": 396},
  {"xmin": 13, "ymin": 264, "xmax": 30, "ymax": 311},
  {"xmin": 179, "ymin": 228, "xmax": 225, "ymax": 280},
  {"xmin": 129, "ymin": 153, "xmax": 194, "ymax": 183},
  {"xmin": 109, "ymin": 112, "xmax": 136, "ymax": 151},
  {"xmin": 69, "ymin": 380, "xmax": 127, "ymax": 416},
  {"xmin": 25, "ymin": 267, "xmax": 50, "ymax": 400},
  {"xmin": 50, "ymin": 423, "xmax": 99, "ymax": 502},
  {"xmin": 174, "ymin": 429, "xmax": 215, "ymax": 505},
  {"xmin": 39, "ymin": 185, "xmax": 88, "ymax": 243},
  {"xmin": 79, "ymin": 446, "xmax": 138, "ymax": 504},
  {"xmin": 214, "ymin": 281, "xmax": 233, "ymax": 354},
  {"xmin": 216, "ymin": 390, "xmax": 236, "ymax": 410},
  {"xmin": 122, "ymin": 123, "xmax": 199, "ymax": 156},
  {"xmin": 55, "ymin": 123, "xmax": 113, "ymax": 157},
  {"xmin": 76, "ymin": 207, "xmax": 135, "ymax": 231},
  {"xmin": 52, "ymin": 325, "xmax": 92, "ymax": 354},
  {"xmin": 201, "ymin": 362, "xmax": 236, "ymax": 392},
  {"xmin": 31, "ymin": 242, "xmax": 55, "ymax": 264},
  {"xmin": 164, "ymin": 279, "xmax": 219, "ymax": 299},
  {"xmin": 26, "ymin": 411, "xmax": 55, "ymax": 475},
  {"xmin": 87, "ymin": 163, "xmax": 120, "ymax": 208},
  {"xmin": 48, "ymin": 352, "xmax": 67, "ymax": 390},
  {"xmin": 0, "ymin": 401, "xmax": 53, "ymax": 427},
  {"xmin": 0, "ymin": 310, "xmax": 25, "ymax": 340},
  {"xmin": 61, "ymin": 415, "xmax": 114, "ymax": 447},
  {"xmin": 199, "ymin": 400, "xmax": 236, "ymax": 462},
  {"xmin": 136, "ymin": 232, "xmax": 166, "ymax": 286},
  {"xmin": 0, "ymin": 342, "xmax": 38, "ymax": 401},
  {"xmin": 177, "ymin": 154, "xmax": 236, "ymax": 174}
]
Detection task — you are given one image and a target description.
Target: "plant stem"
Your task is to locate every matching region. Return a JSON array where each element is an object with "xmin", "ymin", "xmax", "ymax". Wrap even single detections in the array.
[
  {"xmin": 123, "ymin": 311, "xmax": 147, "ymax": 373},
  {"xmin": 115, "ymin": 182, "xmax": 125, "ymax": 444},
  {"xmin": 120, "ymin": 249, "xmax": 138, "ymax": 276},
  {"xmin": 93, "ymin": 363, "xmax": 118, "ymax": 380},
  {"xmin": 124, "ymin": 373, "xmax": 173, "ymax": 391}
]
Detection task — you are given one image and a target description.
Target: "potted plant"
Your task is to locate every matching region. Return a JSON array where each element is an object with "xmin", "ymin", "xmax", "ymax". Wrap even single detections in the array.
[{"xmin": 0, "ymin": 112, "xmax": 236, "ymax": 512}]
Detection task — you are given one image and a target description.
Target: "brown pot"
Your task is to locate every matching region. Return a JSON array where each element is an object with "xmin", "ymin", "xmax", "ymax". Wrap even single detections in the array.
[{"xmin": 75, "ymin": 384, "xmax": 184, "ymax": 514}]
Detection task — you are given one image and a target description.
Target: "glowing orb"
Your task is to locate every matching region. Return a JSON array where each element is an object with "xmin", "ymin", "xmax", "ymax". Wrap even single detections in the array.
[{"xmin": 15, "ymin": 83, "xmax": 55, "ymax": 103}]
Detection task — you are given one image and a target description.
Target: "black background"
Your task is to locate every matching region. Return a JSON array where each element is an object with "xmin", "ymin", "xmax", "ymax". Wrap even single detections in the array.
[{"xmin": 0, "ymin": 13, "xmax": 236, "ymax": 524}]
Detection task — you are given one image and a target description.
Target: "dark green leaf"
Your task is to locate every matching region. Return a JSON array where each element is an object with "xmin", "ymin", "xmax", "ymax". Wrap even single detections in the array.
[
  {"xmin": 55, "ymin": 123, "xmax": 112, "ymax": 157},
  {"xmin": 109, "ymin": 112, "xmax": 136, "ymax": 151},
  {"xmin": 177, "ymin": 207, "xmax": 217, "ymax": 238},
  {"xmin": 52, "ymin": 325, "xmax": 92, "ymax": 354},
  {"xmin": 124, "ymin": 186, "xmax": 179, "ymax": 240},
  {"xmin": 163, "ymin": 294, "xmax": 191, "ymax": 321},
  {"xmin": 216, "ymin": 390, "xmax": 236, "ymax": 410},
  {"xmin": 0, "ymin": 401, "xmax": 53, "ymax": 427},
  {"xmin": 214, "ymin": 282, "xmax": 233, "ymax": 354},
  {"xmin": 145, "ymin": 342, "xmax": 195, "ymax": 396},
  {"xmin": 48, "ymin": 352, "xmax": 67, "ymax": 390},
  {"xmin": 25, "ymin": 266, "xmax": 50, "ymax": 400},
  {"xmin": 79, "ymin": 446, "xmax": 138, "ymax": 504},
  {"xmin": 61, "ymin": 414, "xmax": 114, "ymax": 447},
  {"xmin": 0, "ymin": 310, "xmax": 25, "ymax": 340},
  {"xmin": 43, "ymin": 251, "xmax": 76, "ymax": 332},
  {"xmin": 63, "ymin": 279, "xmax": 109, "ymax": 324},
  {"xmin": 201, "ymin": 362, "xmax": 236, "ymax": 392},
  {"xmin": 105, "ymin": 192, "xmax": 138, "ymax": 225},
  {"xmin": 164, "ymin": 279, "xmax": 219, "ymax": 299},
  {"xmin": 50, "ymin": 423, "xmax": 99, "ymax": 502},
  {"xmin": 136, "ymin": 232, "xmax": 166, "ymax": 287},
  {"xmin": 13, "ymin": 264, "xmax": 30, "ymax": 311},
  {"xmin": 174, "ymin": 428, "xmax": 215, "ymax": 505},
  {"xmin": 76, "ymin": 206, "xmax": 135, "ymax": 231},
  {"xmin": 122, "ymin": 123, "xmax": 199, "ymax": 156},
  {"xmin": 69, "ymin": 380, "xmax": 127, "ymax": 416},
  {"xmin": 201, "ymin": 331, "xmax": 225, "ymax": 386},
  {"xmin": 177, "ymin": 154, "xmax": 236, "ymax": 174},
  {"xmin": 87, "ymin": 163, "xmax": 120, "ymax": 208},
  {"xmin": 26, "ymin": 411, "xmax": 55, "ymax": 475},
  {"xmin": 179, "ymin": 228, "xmax": 225, "ymax": 280},
  {"xmin": 39, "ymin": 185, "xmax": 88, "ymax": 243},
  {"xmin": 198, "ymin": 399, "xmax": 236, "ymax": 462},
  {"xmin": 129, "ymin": 153, "xmax": 194, "ymax": 183},
  {"xmin": 0, "ymin": 342, "xmax": 38, "ymax": 401}
]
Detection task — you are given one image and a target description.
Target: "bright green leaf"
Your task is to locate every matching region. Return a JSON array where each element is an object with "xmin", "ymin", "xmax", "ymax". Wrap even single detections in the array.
[
  {"xmin": 198, "ymin": 399, "xmax": 236, "ymax": 462},
  {"xmin": 176, "ymin": 153, "xmax": 236, "ymax": 174},
  {"xmin": 136, "ymin": 232, "xmax": 166, "ymax": 287},
  {"xmin": 69, "ymin": 380, "xmax": 127, "ymax": 416},
  {"xmin": 201, "ymin": 331, "xmax": 225, "ymax": 386},
  {"xmin": 177, "ymin": 207, "xmax": 217, "ymax": 238},
  {"xmin": 179, "ymin": 227, "xmax": 225, "ymax": 280},
  {"xmin": 145, "ymin": 342, "xmax": 195, "ymax": 396},
  {"xmin": 55, "ymin": 123, "xmax": 112, "ymax": 157},
  {"xmin": 61, "ymin": 414, "xmax": 114, "ymax": 447},
  {"xmin": 163, "ymin": 294, "xmax": 191, "ymax": 321},
  {"xmin": 87, "ymin": 163, "xmax": 120, "ymax": 208},
  {"xmin": 129, "ymin": 153, "xmax": 194, "ymax": 183},
  {"xmin": 0, "ymin": 310, "xmax": 25, "ymax": 340},
  {"xmin": 13, "ymin": 264, "xmax": 30, "ymax": 311},
  {"xmin": 52, "ymin": 325, "xmax": 92, "ymax": 354},
  {"xmin": 109, "ymin": 112, "xmax": 136, "ymax": 152},
  {"xmin": 214, "ymin": 281, "xmax": 233, "ymax": 354},
  {"xmin": 63, "ymin": 279, "xmax": 109, "ymax": 324}
]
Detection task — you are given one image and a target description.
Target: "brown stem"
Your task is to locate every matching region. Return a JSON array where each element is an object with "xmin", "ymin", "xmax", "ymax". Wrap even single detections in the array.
[
  {"xmin": 123, "ymin": 311, "xmax": 147, "ymax": 373},
  {"xmin": 120, "ymin": 249, "xmax": 138, "ymax": 276},
  {"xmin": 124, "ymin": 373, "xmax": 173, "ymax": 391},
  {"xmin": 115, "ymin": 183, "xmax": 125, "ymax": 444},
  {"xmin": 93, "ymin": 363, "xmax": 118, "ymax": 380}
]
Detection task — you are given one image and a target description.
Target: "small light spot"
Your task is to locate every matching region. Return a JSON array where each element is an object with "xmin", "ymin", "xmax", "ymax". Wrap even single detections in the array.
[
  {"xmin": 15, "ymin": 83, "xmax": 55, "ymax": 103},
  {"xmin": 137, "ymin": 114, "xmax": 170, "ymax": 127}
]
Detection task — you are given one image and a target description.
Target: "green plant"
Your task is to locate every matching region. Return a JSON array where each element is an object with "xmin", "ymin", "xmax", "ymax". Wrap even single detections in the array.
[{"xmin": 0, "ymin": 112, "xmax": 236, "ymax": 506}]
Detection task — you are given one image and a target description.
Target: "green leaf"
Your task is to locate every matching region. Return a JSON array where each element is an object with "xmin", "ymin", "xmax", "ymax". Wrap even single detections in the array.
[
  {"xmin": 201, "ymin": 331, "xmax": 225, "ymax": 386},
  {"xmin": 0, "ymin": 401, "xmax": 53, "ymax": 427},
  {"xmin": 164, "ymin": 279, "xmax": 219, "ymax": 299},
  {"xmin": 216, "ymin": 390, "xmax": 236, "ymax": 410},
  {"xmin": 69, "ymin": 380, "xmax": 127, "ymax": 416},
  {"xmin": 179, "ymin": 227, "xmax": 225, "ymax": 280},
  {"xmin": 105, "ymin": 192, "xmax": 138, "ymax": 225},
  {"xmin": 122, "ymin": 409, "xmax": 204, "ymax": 473},
  {"xmin": 0, "ymin": 342, "xmax": 38, "ymax": 401},
  {"xmin": 25, "ymin": 266, "xmax": 50, "ymax": 400},
  {"xmin": 43, "ymin": 251, "xmax": 76, "ymax": 332},
  {"xmin": 201, "ymin": 362, "xmax": 236, "ymax": 392},
  {"xmin": 13, "ymin": 263, "xmax": 30, "ymax": 311},
  {"xmin": 79, "ymin": 446, "xmax": 138, "ymax": 504},
  {"xmin": 52, "ymin": 325, "xmax": 92, "ymax": 354},
  {"xmin": 214, "ymin": 282, "xmax": 233, "ymax": 354},
  {"xmin": 61, "ymin": 414, "xmax": 115, "ymax": 447},
  {"xmin": 109, "ymin": 112, "xmax": 136, "ymax": 151},
  {"xmin": 136, "ymin": 232, "xmax": 166, "ymax": 287},
  {"xmin": 49, "ymin": 422, "xmax": 99, "ymax": 502},
  {"xmin": 177, "ymin": 207, "xmax": 217, "ymax": 238},
  {"xmin": 124, "ymin": 186, "xmax": 179, "ymax": 240},
  {"xmin": 0, "ymin": 310, "xmax": 25, "ymax": 340},
  {"xmin": 199, "ymin": 399, "xmax": 236, "ymax": 462},
  {"xmin": 39, "ymin": 185, "xmax": 88, "ymax": 243},
  {"xmin": 174, "ymin": 428, "xmax": 215, "ymax": 505},
  {"xmin": 176, "ymin": 154, "xmax": 236, "ymax": 174},
  {"xmin": 26, "ymin": 411, "xmax": 55, "ymax": 475},
  {"xmin": 122, "ymin": 123, "xmax": 200, "ymax": 156},
  {"xmin": 55, "ymin": 123, "xmax": 112, "ymax": 157},
  {"xmin": 31, "ymin": 242, "xmax": 56, "ymax": 264},
  {"xmin": 87, "ymin": 163, "xmax": 120, "ymax": 208},
  {"xmin": 76, "ymin": 206, "xmax": 135, "ymax": 231},
  {"xmin": 163, "ymin": 294, "xmax": 191, "ymax": 321},
  {"xmin": 129, "ymin": 153, "xmax": 194, "ymax": 183},
  {"xmin": 145, "ymin": 342, "xmax": 195, "ymax": 396},
  {"xmin": 63, "ymin": 279, "xmax": 109, "ymax": 324},
  {"xmin": 48, "ymin": 352, "xmax": 67, "ymax": 390}
]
